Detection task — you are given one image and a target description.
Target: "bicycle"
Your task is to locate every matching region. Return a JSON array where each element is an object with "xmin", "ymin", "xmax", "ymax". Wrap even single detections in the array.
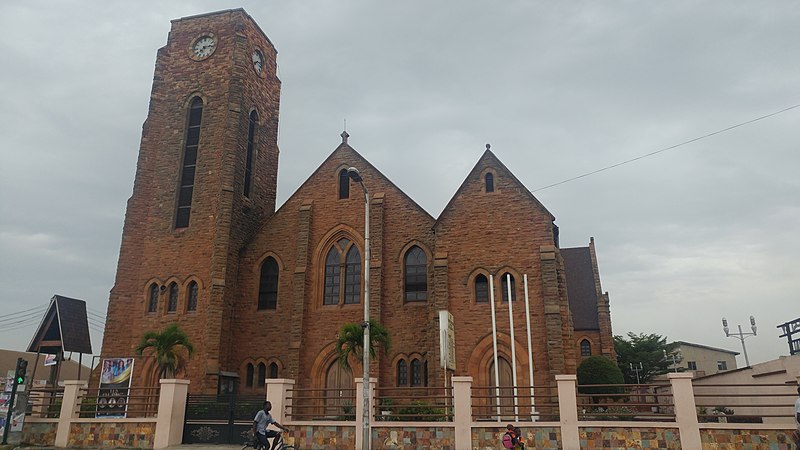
[{"xmin": 242, "ymin": 429, "xmax": 296, "ymax": 450}]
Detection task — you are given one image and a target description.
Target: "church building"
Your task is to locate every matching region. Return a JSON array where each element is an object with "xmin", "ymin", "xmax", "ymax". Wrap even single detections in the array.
[{"xmin": 100, "ymin": 9, "xmax": 614, "ymax": 395}]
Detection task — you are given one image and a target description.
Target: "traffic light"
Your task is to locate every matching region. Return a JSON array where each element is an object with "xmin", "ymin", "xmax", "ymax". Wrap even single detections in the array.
[{"xmin": 15, "ymin": 358, "xmax": 28, "ymax": 385}]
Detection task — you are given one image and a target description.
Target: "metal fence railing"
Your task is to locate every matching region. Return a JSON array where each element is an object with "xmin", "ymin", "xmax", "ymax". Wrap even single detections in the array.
[
  {"xmin": 286, "ymin": 387, "xmax": 356, "ymax": 421},
  {"xmin": 373, "ymin": 387, "xmax": 453, "ymax": 422},
  {"xmin": 76, "ymin": 386, "xmax": 160, "ymax": 418},
  {"xmin": 26, "ymin": 386, "xmax": 65, "ymax": 418},
  {"xmin": 471, "ymin": 384, "xmax": 560, "ymax": 422},
  {"xmin": 576, "ymin": 383, "xmax": 675, "ymax": 422},
  {"xmin": 692, "ymin": 382, "xmax": 799, "ymax": 423}
]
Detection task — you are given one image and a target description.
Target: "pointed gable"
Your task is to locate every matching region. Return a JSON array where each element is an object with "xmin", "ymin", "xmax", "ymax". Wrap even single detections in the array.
[
  {"xmin": 27, "ymin": 295, "xmax": 93, "ymax": 355},
  {"xmin": 434, "ymin": 147, "xmax": 554, "ymax": 228}
]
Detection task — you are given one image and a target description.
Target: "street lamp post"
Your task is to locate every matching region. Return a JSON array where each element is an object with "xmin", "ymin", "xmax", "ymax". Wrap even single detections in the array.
[
  {"xmin": 629, "ymin": 362, "xmax": 643, "ymax": 384},
  {"xmin": 722, "ymin": 316, "xmax": 757, "ymax": 367},
  {"xmin": 663, "ymin": 350, "xmax": 679, "ymax": 373},
  {"xmin": 347, "ymin": 167, "xmax": 371, "ymax": 450}
]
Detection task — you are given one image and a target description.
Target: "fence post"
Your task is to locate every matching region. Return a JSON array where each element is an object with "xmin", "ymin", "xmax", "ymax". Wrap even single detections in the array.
[
  {"xmin": 265, "ymin": 378, "xmax": 295, "ymax": 425},
  {"xmin": 556, "ymin": 375, "xmax": 580, "ymax": 450},
  {"xmin": 153, "ymin": 379, "xmax": 190, "ymax": 449},
  {"xmin": 54, "ymin": 380, "xmax": 86, "ymax": 448},
  {"xmin": 668, "ymin": 372, "xmax": 701, "ymax": 449},
  {"xmin": 354, "ymin": 377, "xmax": 376, "ymax": 450},
  {"xmin": 451, "ymin": 376, "xmax": 472, "ymax": 450}
]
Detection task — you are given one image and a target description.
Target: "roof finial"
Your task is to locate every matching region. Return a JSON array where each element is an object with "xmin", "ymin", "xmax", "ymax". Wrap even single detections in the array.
[
  {"xmin": 486, "ymin": 143, "xmax": 491, "ymax": 151},
  {"xmin": 341, "ymin": 129, "xmax": 350, "ymax": 144}
]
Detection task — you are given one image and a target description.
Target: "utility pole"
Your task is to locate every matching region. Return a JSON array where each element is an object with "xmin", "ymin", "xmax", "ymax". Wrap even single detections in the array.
[
  {"xmin": 629, "ymin": 362, "xmax": 643, "ymax": 384},
  {"xmin": 722, "ymin": 316, "xmax": 757, "ymax": 367}
]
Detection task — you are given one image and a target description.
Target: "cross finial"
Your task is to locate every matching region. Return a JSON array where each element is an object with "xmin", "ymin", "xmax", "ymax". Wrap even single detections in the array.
[
  {"xmin": 341, "ymin": 130, "xmax": 350, "ymax": 144},
  {"xmin": 486, "ymin": 143, "xmax": 491, "ymax": 151}
]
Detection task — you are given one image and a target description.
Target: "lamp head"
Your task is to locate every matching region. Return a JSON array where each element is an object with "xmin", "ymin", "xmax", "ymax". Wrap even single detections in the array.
[
  {"xmin": 750, "ymin": 315, "xmax": 757, "ymax": 334},
  {"xmin": 722, "ymin": 317, "xmax": 729, "ymax": 335},
  {"xmin": 346, "ymin": 167, "xmax": 363, "ymax": 182}
]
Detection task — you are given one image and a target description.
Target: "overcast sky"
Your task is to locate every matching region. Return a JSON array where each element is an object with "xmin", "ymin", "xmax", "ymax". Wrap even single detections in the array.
[{"xmin": 1, "ymin": 1, "xmax": 798, "ymax": 368}]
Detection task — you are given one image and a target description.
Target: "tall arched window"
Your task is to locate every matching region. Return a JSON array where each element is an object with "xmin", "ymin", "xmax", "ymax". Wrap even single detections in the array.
[
  {"xmin": 397, "ymin": 360, "xmax": 408, "ymax": 386},
  {"xmin": 246, "ymin": 363, "xmax": 254, "ymax": 387},
  {"xmin": 147, "ymin": 283, "xmax": 159, "ymax": 313},
  {"xmin": 167, "ymin": 282, "xmax": 178, "ymax": 312},
  {"xmin": 258, "ymin": 363, "xmax": 266, "ymax": 388},
  {"xmin": 176, "ymin": 97, "xmax": 203, "ymax": 228},
  {"xmin": 268, "ymin": 362, "xmax": 278, "ymax": 379},
  {"xmin": 344, "ymin": 246, "xmax": 361, "ymax": 304},
  {"xmin": 187, "ymin": 281, "xmax": 198, "ymax": 311},
  {"xmin": 485, "ymin": 172, "xmax": 494, "ymax": 192},
  {"xmin": 244, "ymin": 110, "xmax": 258, "ymax": 197},
  {"xmin": 475, "ymin": 274, "xmax": 489, "ymax": 303},
  {"xmin": 258, "ymin": 257, "xmax": 279, "ymax": 310},
  {"xmin": 338, "ymin": 169, "xmax": 350, "ymax": 199},
  {"xmin": 501, "ymin": 273, "xmax": 516, "ymax": 302},
  {"xmin": 580, "ymin": 339, "xmax": 592, "ymax": 357},
  {"xmin": 411, "ymin": 359, "xmax": 422, "ymax": 387},
  {"xmin": 404, "ymin": 246, "xmax": 427, "ymax": 302},
  {"xmin": 324, "ymin": 238, "xmax": 361, "ymax": 306}
]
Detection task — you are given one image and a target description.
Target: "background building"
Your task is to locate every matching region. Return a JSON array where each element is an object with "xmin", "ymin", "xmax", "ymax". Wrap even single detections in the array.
[
  {"xmin": 100, "ymin": 9, "xmax": 615, "ymax": 394},
  {"xmin": 674, "ymin": 341, "xmax": 739, "ymax": 377}
]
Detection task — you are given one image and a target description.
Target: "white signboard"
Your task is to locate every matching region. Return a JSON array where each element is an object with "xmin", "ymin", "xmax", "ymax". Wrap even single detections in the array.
[{"xmin": 438, "ymin": 310, "xmax": 456, "ymax": 371}]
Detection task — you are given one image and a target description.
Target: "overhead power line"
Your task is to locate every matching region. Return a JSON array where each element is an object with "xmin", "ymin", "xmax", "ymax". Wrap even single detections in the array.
[
  {"xmin": 533, "ymin": 103, "xmax": 800, "ymax": 192},
  {"xmin": 0, "ymin": 305, "xmax": 47, "ymax": 320}
]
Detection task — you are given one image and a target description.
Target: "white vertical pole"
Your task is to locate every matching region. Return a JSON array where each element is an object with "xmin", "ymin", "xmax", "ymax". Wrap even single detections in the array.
[
  {"xmin": 489, "ymin": 275, "xmax": 500, "ymax": 421},
  {"xmin": 506, "ymin": 274, "xmax": 519, "ymax": 421},
  {"xmin": 523, "ymin": 274, "xmax": 537, "ymax": 420}
]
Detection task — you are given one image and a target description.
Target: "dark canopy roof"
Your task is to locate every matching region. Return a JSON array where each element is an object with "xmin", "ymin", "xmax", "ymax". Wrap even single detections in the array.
[
  {"xmin": 561, "ymin": 247, "xmax": 600, "ymax": 331},
  {"xmin": 27, "ymin": 295, "xmax": 93, "ymax": 354}
]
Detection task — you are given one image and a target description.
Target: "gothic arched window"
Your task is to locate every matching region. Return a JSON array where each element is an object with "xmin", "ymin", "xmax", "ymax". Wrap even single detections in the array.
[
  {"xmin": 258, "ymin": 256, "xmax": 279, "ymax": 310},
  {"xmin": 338, "ymin": 169, "xmax": 349, "ymax": 199},
  {"xmin": 168, "ymin": 282, "xmax": 178, "ymax": 312},
  {"xmin": 246, "ymin": 363, "xmax": 254, "ymax": 387},
  {"xmin": 397, "ymin": 360, "xmax": 408, "ymax": 386},
  {"xmin": 324, "ymin": 238, "xmax": 361, "ymax": 306},
  {"xmin": 176, "ymin": 97, "xmax": 203, "ymax": 228},
  {"xmin": 258, "ymin": 363, "xmax": 266, "ymax": 387},
  {"xmin": 404, "ymin": 246, "xmax": 427, "ymax": 302},
  {"xmin": 580, "ymin": 339, "xmax": 592, "ymax": 357},
  {"xmin": 485, "ymin": 172, "xmax": 494, "ymax": 192},
  {"xmin": 411, "ymin": 359, "xmax": 422, "ymax": 387},
  {"xmin": 187, "ymin": 281, "xmax": 198, "ymax": 311},
  {"xmin": 244, "ymin": 110, "xmax": 258, "ymax": 197},
  {"xmin": 147, "ymin": 283, "xmax": 159, "ymax": 313},
  {"xmin": 268, "ymin": 362, "xmax": 278, "ymax": 379},
  {"xmin": 475, "ymin": 274, "xmax": 489, "ymax": 303},
  {"xmin": 501, "ymin": 273, "xmax": 516, "ymax": 302}
]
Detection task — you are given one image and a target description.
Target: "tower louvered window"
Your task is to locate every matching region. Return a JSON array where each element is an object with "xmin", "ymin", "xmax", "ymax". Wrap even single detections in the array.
[
  {"xmin": 244, "ymin": 110, "xmax": 257, "ymax": 197},
  {"xmin": 176, "ymin": 97, "xmax": 203, "ymax": 228}
]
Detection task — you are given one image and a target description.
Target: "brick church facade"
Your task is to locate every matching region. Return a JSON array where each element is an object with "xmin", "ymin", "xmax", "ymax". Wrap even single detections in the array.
[{"xmin": 101, "ymin": 9, "xmax": 614, "ymax": 395}]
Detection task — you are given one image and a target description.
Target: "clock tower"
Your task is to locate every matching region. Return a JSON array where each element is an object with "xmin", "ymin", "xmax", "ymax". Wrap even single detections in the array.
[{"xmin": 102, "ymin": 9, "xmax": 280, "ymax": 393}]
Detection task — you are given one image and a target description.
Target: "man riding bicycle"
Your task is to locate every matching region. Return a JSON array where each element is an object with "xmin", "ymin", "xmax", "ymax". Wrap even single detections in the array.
[{"xmin": 253, "ymin": 401, "xmax": 289, "ymax": 450}]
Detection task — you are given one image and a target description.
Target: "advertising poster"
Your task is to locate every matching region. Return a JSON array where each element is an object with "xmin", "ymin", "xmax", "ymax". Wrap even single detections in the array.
[
  {"xmin": 44, "ymin": 354, "xmax": 58, "ymax": 366},
  {"xmin": 97, "ymin": 358, "xmax": 134, "ymax": 418}
]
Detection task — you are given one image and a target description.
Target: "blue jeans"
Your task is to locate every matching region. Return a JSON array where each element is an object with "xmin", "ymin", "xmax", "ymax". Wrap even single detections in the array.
[{"xmin": 256, "ymin": 430, "xmax": 280, "ymax": 449}]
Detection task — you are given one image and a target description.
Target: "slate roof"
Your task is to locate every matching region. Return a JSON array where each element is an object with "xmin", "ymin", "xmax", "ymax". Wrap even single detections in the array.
[
  {"xmin": 27, "ymin": 295, "xmax": 93, "ymax": 355},
  {"xmin": 561, "ymin": 246, "xmax": 599, "ymax": 331}
]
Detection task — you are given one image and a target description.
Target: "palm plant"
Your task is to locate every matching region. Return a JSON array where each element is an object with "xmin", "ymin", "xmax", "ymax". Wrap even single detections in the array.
[
  {"xmin": 135, "ymin": 323, "xmax": 194, "ymax": 378},
  {"xmin": 336, "ymin": 320, "xmax": 391, "ymax": 372}
]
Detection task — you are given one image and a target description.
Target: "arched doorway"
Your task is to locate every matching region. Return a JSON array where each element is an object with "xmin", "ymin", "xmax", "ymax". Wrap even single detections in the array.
[
  {"xmin": 325, "ymin": 361, "xmax": 354, "ymax": 419},
  {"xmin": 489, "ymin": 356, "xmax": 515, "ymax": 419}
]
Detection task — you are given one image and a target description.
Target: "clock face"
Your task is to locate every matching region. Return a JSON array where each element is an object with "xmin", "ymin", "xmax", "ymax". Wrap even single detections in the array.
[
  {"xmin": 252, "ymin": 50, "xmax": 264, "ymax": 75},
  {"xmin": 192, "ymin": 35, "xmax": 216, "ymax": 59}
]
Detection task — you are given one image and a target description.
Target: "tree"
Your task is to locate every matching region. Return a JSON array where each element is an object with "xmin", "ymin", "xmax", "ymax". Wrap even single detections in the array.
[
  {"xmin": 135, "ymin": 323, "xmax": 194, "ymax": 378},
  {"xmin": 614, "ymin": 332, "xmax": 680, "ymax": 384},
  {"xmin": 576, "ymin": 356, "xmax": 625, "ymax": 402},
  {"xmin": 336, "ymin": 320, "xmax": 391, "ymax": 372}
]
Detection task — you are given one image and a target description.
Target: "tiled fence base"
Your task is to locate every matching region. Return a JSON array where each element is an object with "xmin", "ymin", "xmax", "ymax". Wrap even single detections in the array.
[
  {"xmin": 372, "ymin": 426, "xmax": 455, "ymax": 449},
  {"xmin": 472, "ymin": 425, "xmax": 561, "ymax": 450},
  {"xmin": 580, "ymin": 427, "xmax": 681, "ymax": 449},
  {"xmin": 699, "ymin": 428, "xmax": 796, "ymax": 450},
  {"xmin": 21, "ymin": 420, "xmax": 58, "ymax": 446},
  {"xmin": 67, "ymin": 421, "xmax": 156, "ymax": 448},
  {"xmin": 289, "ymin": 424, "xmax": 355, "ymax": 449}
]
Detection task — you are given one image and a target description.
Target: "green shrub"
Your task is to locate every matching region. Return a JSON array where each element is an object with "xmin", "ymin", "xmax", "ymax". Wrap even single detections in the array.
[{"xmin": 577, "ymin": 356, "xmax": 625, "ymax": 403}]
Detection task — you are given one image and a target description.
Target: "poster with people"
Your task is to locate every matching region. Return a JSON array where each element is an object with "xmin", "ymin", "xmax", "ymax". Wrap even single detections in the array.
[{"xmin": 97, "ymin": 358, "xmax": 134, "ymax": 418}]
